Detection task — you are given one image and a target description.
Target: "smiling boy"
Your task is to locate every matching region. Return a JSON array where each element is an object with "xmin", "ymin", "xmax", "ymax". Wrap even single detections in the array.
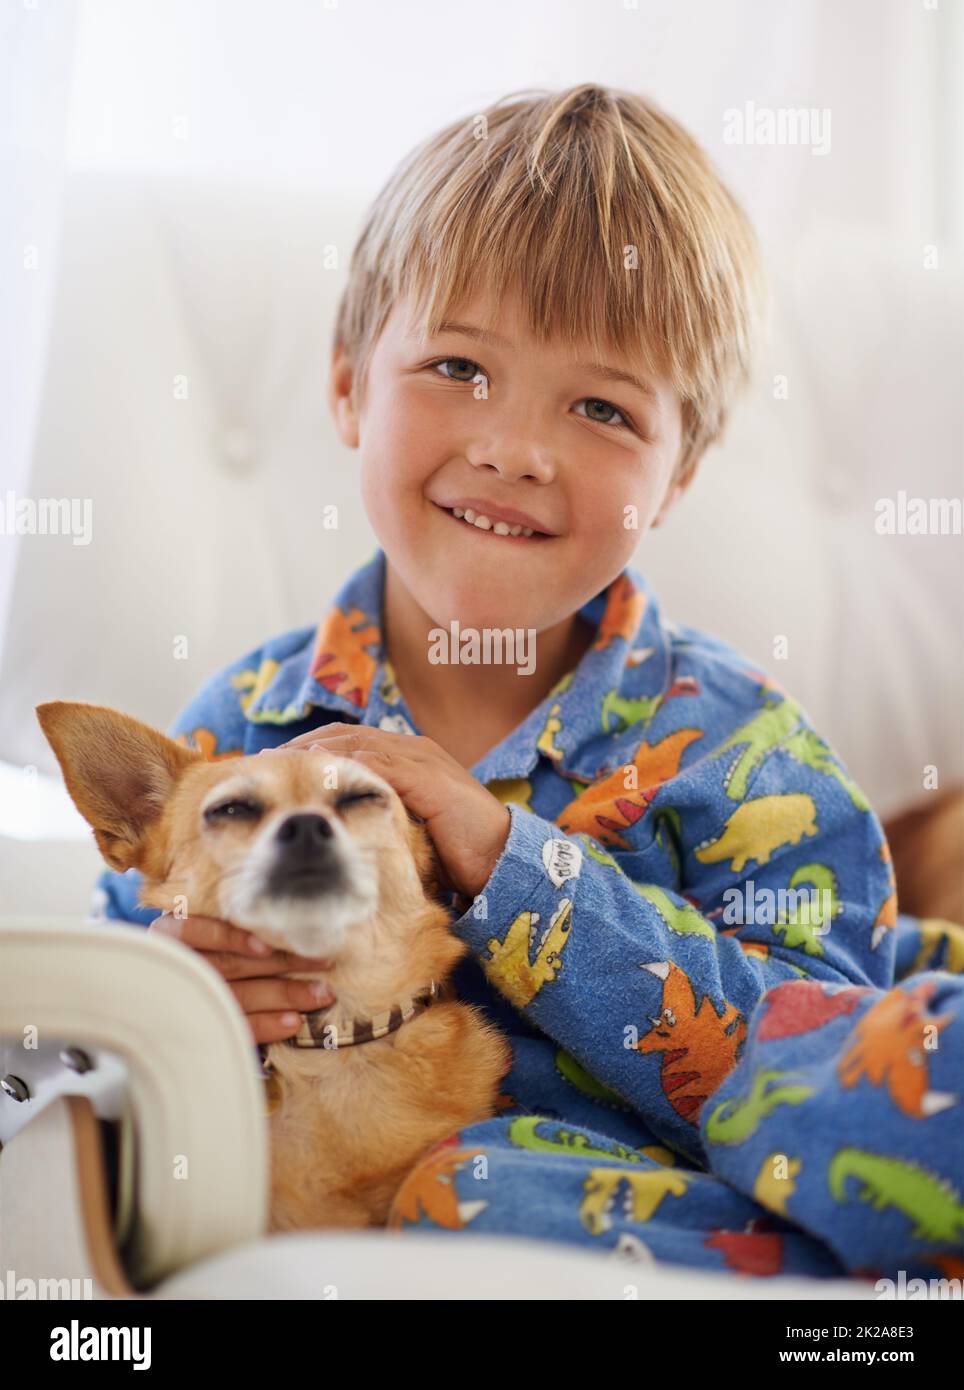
[{"xmin": 95, "ymin": 85, "xmax": 963, "ymax": 1281}]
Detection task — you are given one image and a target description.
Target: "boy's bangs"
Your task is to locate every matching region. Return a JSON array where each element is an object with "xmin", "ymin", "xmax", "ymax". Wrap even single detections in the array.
[{"xmin": 403, "ymin": 222, "xmax": 673, "ymax": 390}]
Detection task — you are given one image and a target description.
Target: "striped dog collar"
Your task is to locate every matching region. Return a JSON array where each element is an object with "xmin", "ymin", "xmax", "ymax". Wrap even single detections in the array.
[{"xmin": 281, "ymin": 980, "xmax": 441, "ymax": 1050}]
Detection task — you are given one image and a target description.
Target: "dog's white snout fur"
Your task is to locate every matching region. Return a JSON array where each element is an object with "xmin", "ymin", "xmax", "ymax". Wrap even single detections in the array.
[{"xmin": 218, "ymin": 804, "xmax": 380, "ymax": 959}]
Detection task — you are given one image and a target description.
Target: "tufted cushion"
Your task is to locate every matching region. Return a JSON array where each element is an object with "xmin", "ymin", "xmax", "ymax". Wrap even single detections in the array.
[{"xmin": 2, "ymin": 176, "xmax": 960, "ymax": 822}]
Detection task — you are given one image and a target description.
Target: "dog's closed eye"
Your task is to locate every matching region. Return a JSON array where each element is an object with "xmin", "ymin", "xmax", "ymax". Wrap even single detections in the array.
[
  {"xmin": 335, "ymin": 790, "xmax": 386, "ymax": 812},
  {"xmin": 204, "ymin": 798, "xmax": 264, "ymax": 823}
]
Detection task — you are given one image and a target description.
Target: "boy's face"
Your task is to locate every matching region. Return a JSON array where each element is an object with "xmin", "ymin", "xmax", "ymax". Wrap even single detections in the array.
[{"xmin": 330, "ymin": 284, "xmax": 694, "ymax": 633}]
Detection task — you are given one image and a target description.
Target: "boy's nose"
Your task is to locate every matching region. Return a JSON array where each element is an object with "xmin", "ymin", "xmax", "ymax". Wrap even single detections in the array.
[
  {"xmin": 467, "ymin": 422, "xmax": 557, "ymax": 484},
  {"xmin": 466, "ymin": 391, "xmax": 558, "ymax": 483}
]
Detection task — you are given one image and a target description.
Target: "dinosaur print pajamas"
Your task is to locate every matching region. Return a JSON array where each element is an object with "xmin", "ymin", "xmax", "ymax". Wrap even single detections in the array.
[{"xmin": 95, "ymin": 548, "xmax": 964, "ymax": 1284}]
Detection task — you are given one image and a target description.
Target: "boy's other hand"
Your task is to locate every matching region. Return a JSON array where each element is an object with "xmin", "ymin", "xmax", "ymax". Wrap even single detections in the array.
[
  {"xmin": 270, "ymin": 725, "xmax": 511, "ymax": 900},
  {"xmin": 147, "ymin": 911, "xmax": 336, "ymax": 1046}
]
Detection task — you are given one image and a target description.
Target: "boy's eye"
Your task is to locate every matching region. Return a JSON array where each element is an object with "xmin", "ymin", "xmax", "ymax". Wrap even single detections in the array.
[
  {"xmin": 431, "ymin": 356, "xmax": 485, "ymax": 384},
  {"xmin": 575, "ymin": 397, "xmax": 628, "ymax": 428}
]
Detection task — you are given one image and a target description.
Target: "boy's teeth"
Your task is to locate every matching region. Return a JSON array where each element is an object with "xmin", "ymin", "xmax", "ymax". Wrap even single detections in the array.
[{"xmin": 446, "ymin": 505, "xmax": 541, "ymax": 539}]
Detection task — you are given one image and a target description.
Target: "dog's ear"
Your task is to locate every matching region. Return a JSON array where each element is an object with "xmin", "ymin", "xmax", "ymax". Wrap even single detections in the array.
[
  {"xmin": 36, "ymin": 701, "xmax": 202, "ymax": 873},
  {"xmin": 404, "ymin": 814, "xmax": 449, "ymax": 901}
]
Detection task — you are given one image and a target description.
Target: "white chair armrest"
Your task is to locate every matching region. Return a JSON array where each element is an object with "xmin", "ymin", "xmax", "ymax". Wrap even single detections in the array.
[{"xmin": 0, "ymin": 916, "xmax": 266, "ymax": 1285}]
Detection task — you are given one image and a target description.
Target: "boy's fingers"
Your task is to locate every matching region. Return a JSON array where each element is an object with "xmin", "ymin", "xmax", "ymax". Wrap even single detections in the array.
[
  {"xmin": 149, "ymin": 911, "xmax": 271, "ymax": 958},
  {"xmin": 200, "ymin": 948, "xmax": 335, "ymax": 980},
  {"xmin": 246, "ymin": 1012, "xmax": 306, "ymax": 1046},
  {"xmin": 150, "ymin": 913, "xmax": 332, "ymax": 969},
  {"xmin": 231, "ymin": 976, "xmax": 335, "ymax": 1016},
  {"xmin": 199, "ymin": 950, "xmax": 300, "ymax": 982}
]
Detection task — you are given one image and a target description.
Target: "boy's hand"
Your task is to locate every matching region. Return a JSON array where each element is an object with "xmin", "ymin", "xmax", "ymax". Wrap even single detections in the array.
[
  {"xmin": 147, "ymin": 911, "xmax": 336, "ymax": 1046},
  {"xmin": 271, "ymin": 725, "xmax": 511, "ymax": 899}
]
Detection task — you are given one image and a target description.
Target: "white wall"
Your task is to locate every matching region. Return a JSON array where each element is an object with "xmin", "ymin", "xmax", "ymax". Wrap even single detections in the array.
[{"xmin": 64, "ymin": 0, "xmax": 962, "ymax": 249}]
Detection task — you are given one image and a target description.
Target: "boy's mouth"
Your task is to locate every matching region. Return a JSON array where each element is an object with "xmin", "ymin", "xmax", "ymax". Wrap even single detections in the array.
[{"xmin": 433, "ymin": 502, "xmax": 555, "ymax": 541}]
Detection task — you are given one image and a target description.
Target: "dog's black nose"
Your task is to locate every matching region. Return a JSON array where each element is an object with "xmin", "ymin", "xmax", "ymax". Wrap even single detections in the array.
[
  {"xmin": 269, "ymin": 813, "xmax": 342, "ymax": 900},
  {"xmin": 276, "ymin": 813, "xmax": 334, "ymax": 850}
]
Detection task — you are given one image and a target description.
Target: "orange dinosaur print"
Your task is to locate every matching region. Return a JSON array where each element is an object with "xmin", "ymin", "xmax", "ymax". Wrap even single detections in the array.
[
  {"xmin": 174, "ymin": 727, "xmax": 243, "ymax": 761},
  {"xmin": 309, "ymin": 604, "xmax": 380, "ymax": 707},
  {"xmin": 872, "ymin": 840, "xmax": 898, "ymax": 949},
  {"xmin": 838, "ymin": 981, "xmax": 957, "ymax": 1118},
  {"xmin": 593, "ymin": 573, "xmax": 647, "ymax": 651},
  {"xmin": 638, "ymin": 961, "xmax": 747, "ymax": 1122},
  {"xmin": 933, "ymin": 1253, "xmax": 964, "ymax": 1280},
  {"xmin": 556, "ymin": 727, "xmax": 702, "ymax": 849},
  {"xmin": 386, "ymin": 1137, "xmax": 488, "ymax": 1231},
  {"xmin": 720, "ymin": 928, "xmax": 771, "ymax": 964}
]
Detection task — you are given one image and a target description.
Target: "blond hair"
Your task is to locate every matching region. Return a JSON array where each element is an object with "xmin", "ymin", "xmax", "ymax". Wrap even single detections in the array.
[{"xmin": 334, "ymin": 83, "xmax": 767, "ymax": 479}]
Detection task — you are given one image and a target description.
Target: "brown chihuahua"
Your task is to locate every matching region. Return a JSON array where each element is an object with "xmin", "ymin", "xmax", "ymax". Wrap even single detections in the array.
[{"xmin": 36, "ymin": 701, "xmax": 510, "ymax": 1232}]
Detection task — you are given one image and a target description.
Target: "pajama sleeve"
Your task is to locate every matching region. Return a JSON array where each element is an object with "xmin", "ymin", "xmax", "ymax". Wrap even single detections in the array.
[{"xmin": 450, "ymin": 702, "xmax": 898, "ymax": 1160}]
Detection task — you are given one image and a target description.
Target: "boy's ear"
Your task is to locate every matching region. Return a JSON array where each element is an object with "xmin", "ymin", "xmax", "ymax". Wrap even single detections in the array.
[
  {"xmin": 35, "ymin": 701, "xmax": 202, "ymax": 873},
  {"xmin": 328, "ymin": 342, "xmax": 360, "ymax": 449}
]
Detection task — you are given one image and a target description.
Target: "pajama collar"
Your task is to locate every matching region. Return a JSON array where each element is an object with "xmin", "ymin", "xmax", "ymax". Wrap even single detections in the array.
[{"xmin": 236, "ymin": 546, "xmax": 677, "ymax": 784}]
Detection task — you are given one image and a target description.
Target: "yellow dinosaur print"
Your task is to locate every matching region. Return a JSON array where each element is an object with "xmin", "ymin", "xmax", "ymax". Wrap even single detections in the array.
[
  {"xmin": 753, "ymin": 1153, "xmax": 803, "ymax": 1215},
  {"xmin": 232, "ymin": 658, "xmax": 313, "ymax": 726},
  {"xmin": 173, "ymin": 727, "xmax": 243, "ymax": 761},
  {"xmin": 380, "ymin": 659, "xmax": 402, "ymax": 706},
  {"xmin": 487, "ymin": 777, "xmax": 535, "ymax": 811},
  {"xmin": 911, "ymin": 919, "xmax": 964, "ymax": 975},
  {"xmin": 537, "ymin": 700, "xmax": 565, "ymax": 762},
  {"xmin": 641, "ymin": 1145, "xmax": 678, "ymax": 1167},
  {"xmin": 485, "ymin": 898, "xmax": 574, "ymax": 1008},
  {"xmin": 694, "ymin": 794, "xmax": 819, "ymax": 874},
  {"xmin": 556, "ymin": 727, "xmax": 702, "ymax": 849},
  {"xmin": 309, "ymin": 604, "xmax": 380, "ymax": 708},
  {"xmin": 581, "ymin": 1167, "xmax": 690, "ymax": 1235}
]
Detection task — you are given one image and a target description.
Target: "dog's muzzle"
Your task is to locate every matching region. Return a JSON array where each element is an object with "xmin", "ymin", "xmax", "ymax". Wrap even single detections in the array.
[{"xmin": 266, "ymin": 812, "xmax": 345, "ymax": 899}]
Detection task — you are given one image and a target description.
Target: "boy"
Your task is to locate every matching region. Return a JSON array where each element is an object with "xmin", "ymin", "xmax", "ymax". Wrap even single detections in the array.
[{"xmin": 96, "ymin": 85, "xmax": 963, "ymax": 1282}]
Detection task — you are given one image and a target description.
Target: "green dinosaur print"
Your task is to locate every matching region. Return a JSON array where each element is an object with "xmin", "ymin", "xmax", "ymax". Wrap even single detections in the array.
[
  {"xmin": 601, "ymin": 689, "xmax": 664, "ymax": 734},
  {"xmin": 773, "ymin": 916, "xmax": 826, "ymax": 957},
  {"xmin": 716, "ymin": 697, "xmax": 802, "ymax": 800},
  {"xmin": 829, "ymin": 1149, "xmax": 964, "ymax": 1245},
  {"xmin": 781, "ymin": 729, "xmax": 871, "ymax": 812},
  {"xmin": 555, "ymin": 1050, "xmax": 632, "ymax": 1110},
  {"xmin": 770, "ymin": 863, "xmax": 841, "ymax": 958},
  {"xmin": 635, "ymin": 884, "xmax": 716, "ymax": 942},
  {"xmin": 782, "ymin": 863, "xmax": 841, "ymax": 923},
  {"xmin": 577, "ymin": 834, "xmax": 711, "ymax": 939},
  {"xmin": 579, "ymin": 835, "xmax": 621, "ymax": 873},
  {"xmin": 716, "ymin": 693, "xmax": 872, "ymax": 812},
  {"xmin": 508, "ymin": 1115, "xmax": 645, "ymax": 1165},
  {"xmin": 705, "ymin": 1068, "xmax": 815, "ymax": 1145}
]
